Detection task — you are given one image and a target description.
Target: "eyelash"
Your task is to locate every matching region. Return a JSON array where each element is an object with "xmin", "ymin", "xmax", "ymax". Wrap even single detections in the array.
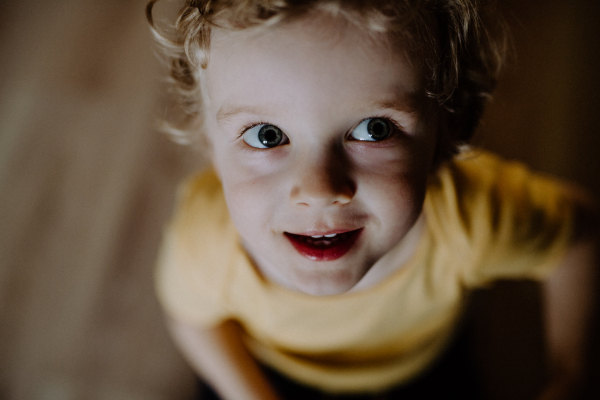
[
  {"xmin": 237, "ymin": 121, "xmax": 270, "ymax": 138},
  {"xmin": 349, "ymin": 115, "xmax": 404, "ymax": 140},
  {"xmin": 235, "ymin": 121, "xmax": 272, "ymax": 153},
  {"xmin": 236, "ymin": 115, "xmax": 405, "ymax": 146}
]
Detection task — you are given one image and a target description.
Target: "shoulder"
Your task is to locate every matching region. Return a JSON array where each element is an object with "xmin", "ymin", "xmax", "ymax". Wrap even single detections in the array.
[
  {"xmin": 166, "ymin": 168, "xmax": 239, "ymax": 271},
  {"xmin": 172, "ymin": 169, "xmax": 228, "ymax": 232},
  {"xmin": 425, "ymin": 150, "xmax": 578, "ymax": 284},
  {"xmin": 430, "ymin": 149, "xmax": 564, "ymax": 202},
  {"xmin": 155, "ymin": 169, "xmax": 239, "ymax": 325},
  {"xmin": 428, "ymin": 149, "xmax": 573, "ymax": 233}
]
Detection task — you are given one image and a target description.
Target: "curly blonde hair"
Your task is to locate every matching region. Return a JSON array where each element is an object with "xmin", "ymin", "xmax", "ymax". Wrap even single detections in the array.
[{"xmin": 147, "ymin": 0, "xmax": 507, "ymax": 162}]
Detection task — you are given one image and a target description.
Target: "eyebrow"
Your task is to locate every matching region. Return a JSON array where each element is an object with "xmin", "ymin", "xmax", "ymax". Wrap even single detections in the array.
[
  {"xmin": 216, "ymin": 105, "xmax": 272, "ymax": 125},
  {"xmin": 370, "ymin": 93, "xmax": 422, "ymax": 116},
  {"xmin": 216, "ymin": 93, "xmax": 424, "ymax": 124}
]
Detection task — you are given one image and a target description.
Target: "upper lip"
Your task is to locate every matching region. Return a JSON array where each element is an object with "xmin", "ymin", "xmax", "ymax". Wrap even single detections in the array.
[{"xmin": 285, "ymin": 228, "xmax": 362, "ymax": 237}]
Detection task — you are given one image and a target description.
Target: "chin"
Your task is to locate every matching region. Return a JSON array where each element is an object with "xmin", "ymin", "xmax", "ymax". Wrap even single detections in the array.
[{"xmin": 293, "ymin": 270, "xmax": 361, "ymax": 296}]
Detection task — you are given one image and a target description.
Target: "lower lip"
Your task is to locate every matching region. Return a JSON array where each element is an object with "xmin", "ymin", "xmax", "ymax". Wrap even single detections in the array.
[{"xmin": 284, "ymin": 229, "xmax": 362, "ymax": 261}]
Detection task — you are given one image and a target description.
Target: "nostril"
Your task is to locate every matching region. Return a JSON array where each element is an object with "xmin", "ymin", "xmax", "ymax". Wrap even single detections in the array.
[
  {"xmin": 333, "ymin": 181, "xmax": 355, "ymax": 205},
  {"xmin": 332, "ymin": 194, "xmax": 352, "ymax": 206},
  {"xmin": 289, "ymin": 161, "xmax": 355, "ymax": 207},
  {"xmin": 292, "ymin": 187, "xmax": 354, "ymax": 208}
]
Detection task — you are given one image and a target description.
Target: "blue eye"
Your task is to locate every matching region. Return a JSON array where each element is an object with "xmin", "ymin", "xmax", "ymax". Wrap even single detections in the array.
[
  {"xmin": 350, "ymin": 118, "xmax": 392, "ymax": 141},
  {"xmin": 242, "ymin": 124, "xmax": 288, "ymax": 148}
]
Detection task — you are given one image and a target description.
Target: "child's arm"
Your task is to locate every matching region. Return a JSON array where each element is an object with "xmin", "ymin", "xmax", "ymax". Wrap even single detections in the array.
[
  {"xmin": 540, "ymin": 198, "xmax": 598, "ymax": 400},
  {"xmin": 167, "ymin": 317, "xmax": 281, "ymax": 400}
]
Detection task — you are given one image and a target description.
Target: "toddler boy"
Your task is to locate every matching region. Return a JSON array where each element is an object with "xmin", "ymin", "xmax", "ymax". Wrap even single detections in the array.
[{"xmin": 148, "ymin": 1, "xmax": 598, "ymax": 399}]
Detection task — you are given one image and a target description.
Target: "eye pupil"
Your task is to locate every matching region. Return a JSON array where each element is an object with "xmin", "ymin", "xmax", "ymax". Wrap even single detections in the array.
[
  {"xmin": 259, "ymin": 125, "xmax": 283, "ymax": 147},
  {"xmin": 367, "ymin": 118, "xmax": 390, "ymax": 140}
]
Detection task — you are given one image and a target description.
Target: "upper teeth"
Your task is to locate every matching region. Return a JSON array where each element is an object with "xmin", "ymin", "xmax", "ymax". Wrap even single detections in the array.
[{"xmin": 311, "ymin": 234, "xmax": 337, "ymax": 238}]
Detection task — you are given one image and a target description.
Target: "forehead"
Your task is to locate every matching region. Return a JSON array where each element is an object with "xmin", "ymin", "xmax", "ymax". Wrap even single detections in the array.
[{"xmin": 203, "ymin": 14, "xmax": 425, "ymax": 122}]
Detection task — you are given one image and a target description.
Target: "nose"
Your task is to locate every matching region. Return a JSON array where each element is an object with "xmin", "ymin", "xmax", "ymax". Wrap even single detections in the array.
[{"xmin": 289, "ymin": 148, "xmax": 355, "ymax": 208}]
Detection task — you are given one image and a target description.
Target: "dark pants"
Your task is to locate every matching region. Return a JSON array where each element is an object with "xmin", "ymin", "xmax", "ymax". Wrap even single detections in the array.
[{"xmin": 194, "ymin": 328, "xmax": 482, "ymax": 400}]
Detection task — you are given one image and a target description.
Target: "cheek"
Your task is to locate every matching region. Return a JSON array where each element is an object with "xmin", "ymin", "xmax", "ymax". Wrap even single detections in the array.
[
  {"xmin": 363, "ymin": 173, "xmax": 427, "ymax": 220},
  {"xmin": 211, "ymin": 134, "xmax": 290, "ymax": 183},
  {"xmin": 349, "ymin": 128, "xmax": 434, "ymax": 169},
  {"xmin": 351, "ymin": 141, "xmax": 431, "ymax": 196},
  {"xmin": 220, "ymin": 175, "xmax": 280, "ymax": 238},
  {"xmin": 361, "ymin": 175, "xmax": 426, "ymax": 259},
  {"xmin": 354, "ymin": 149, "xmax": 429, "ymax": 241}
]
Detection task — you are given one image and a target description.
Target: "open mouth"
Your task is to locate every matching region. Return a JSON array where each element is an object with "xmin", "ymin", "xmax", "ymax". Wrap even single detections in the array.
[{"xmin": 284, "ymin": 229, "xmax": 362, "ymax": 261}]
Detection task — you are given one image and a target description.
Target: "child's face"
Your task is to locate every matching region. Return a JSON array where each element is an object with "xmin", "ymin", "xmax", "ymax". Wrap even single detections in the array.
[{"xmin": 202, "ymin": 14, "xmax": 438, "ymax": 296}]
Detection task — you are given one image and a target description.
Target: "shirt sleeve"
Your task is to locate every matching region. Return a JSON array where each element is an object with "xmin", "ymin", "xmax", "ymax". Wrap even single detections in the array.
[
  {"xmin": 155, "ymin": 170, "xmax": 237, "ymax": 327},
  {"xmin": 427, "ymin": 151, "xmax": 575, "ymax": 288}
]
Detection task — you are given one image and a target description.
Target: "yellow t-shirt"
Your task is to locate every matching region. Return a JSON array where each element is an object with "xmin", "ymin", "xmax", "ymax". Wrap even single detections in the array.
[{"xmin": 155, "ymin": 150, "xmax": 574, "ymax": 394}]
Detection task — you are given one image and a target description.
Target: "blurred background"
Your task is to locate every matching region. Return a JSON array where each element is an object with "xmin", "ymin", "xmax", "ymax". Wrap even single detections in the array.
[{"xmin": 0, "ymin": 0, "xmax": 598, "ymax": 399}]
